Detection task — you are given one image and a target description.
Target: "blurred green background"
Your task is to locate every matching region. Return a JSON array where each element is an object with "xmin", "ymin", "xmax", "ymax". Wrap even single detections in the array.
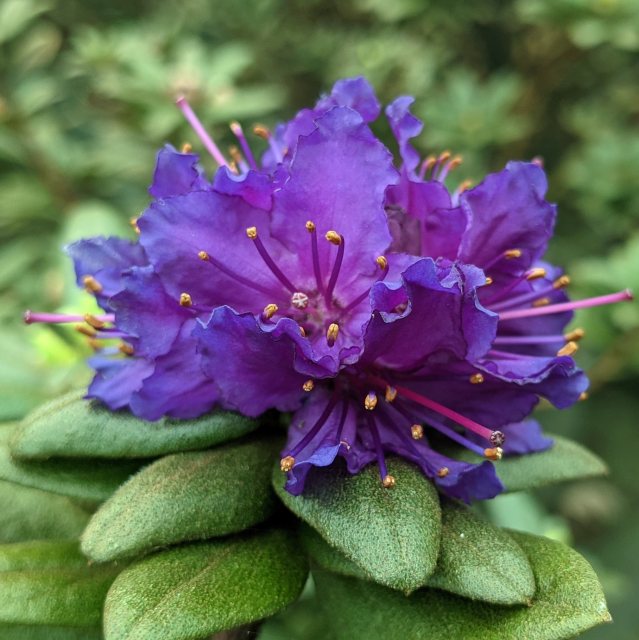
[{"xmin": 0, "ymin": 0, "xmax": 637, "ymax": 637}]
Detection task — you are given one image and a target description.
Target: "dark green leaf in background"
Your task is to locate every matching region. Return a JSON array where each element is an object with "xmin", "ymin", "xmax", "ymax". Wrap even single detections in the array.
[
  {"xmin": 81, "ymin": 436, "xmax": 281, "ymax": 562},
  {"xmin": 314, "ymin": 531, "xmax": 611, "ymax": 640},
  {"xmin": 0, "ymin": 540, "xmax": 119, "ymax": 628},
  {"xmin": 0, "ymin": 479, "xmax": 90, "ymax": 542},
  {"xmin": 0, "ymin": 625, "xmax": 103, "ymax": 639},
  {"xmin": 11, "ymin": 390, "xmax": 258, "ymax": 460},
  {"xmin": 273, "ymin": 457, "xmax": 441, "ymax": 593},
  {"xmin": 104, "ymin": 529, "xmax": 308, "ymax": 640}
]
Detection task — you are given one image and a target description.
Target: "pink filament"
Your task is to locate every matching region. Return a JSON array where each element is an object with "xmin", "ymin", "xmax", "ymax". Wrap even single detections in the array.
[{"xmin": 176, "ymin": 97, "xmax": 228, "ymax": 167}]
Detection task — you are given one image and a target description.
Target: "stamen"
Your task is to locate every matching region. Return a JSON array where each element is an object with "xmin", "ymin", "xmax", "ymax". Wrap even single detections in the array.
[
  {"xmin": 431, "ymin": 151, "xmax": 451, "ymax": 178},
  {"xmin": 437, "ymin": 467, "xmax": 450, "ymax": 477},
  {"xmin": 469, "ymin": 373, "xmax": 484, "ymax": 384},
  {"xmin": 326, "ymin": 323, "xmax": 339, "ymax": 347},
  {"xmin": 499, "ymin": 289, "xmax": 633, "ymax": 321},
  {"xmin": 418, "ymin": 155, "xmax": 437, "ymax": 180},
  {"xmin": 579, "ymin": 391, "xmax": 589, "ymax": 401},
  {"xmin": 389, "ymin": 381, "xmax": 500, "ymax": 444},
  {"xmin": 553, "ymin": 275, "xmax": 571, "ymax": 289},
  {"xmin": 228, "ymin": 145, "xmax": 247, "ymax": 173},
  {"xmin": 324, "ymin": 232, "xmax": 345, "ymax": 305},
  {"xmin": 306, "ymin": 221, "xmax": 324, "ymax": 295},
  {"xmin": 436, "ymin": 154, "xmax": 463, "ymax": 182},
  {"xmin": 484, "ymin": 277, "xmax": 493, "ymax": 286},
  {"xmin": 365, "ymin": 412, "xmax": 391, "ymax": 487},
  {"xmin": 288, "ymin": 395, "xmax": 338, "ymax": 458},
  {"xmin": 364, "ymin": 391, "xmax": 378, "ymax": 411},
  {"xmin": 484, "ymin": 447, "xmax": 503, "ymax": 461},
  {"xmin": 75, "ymin": 324, "xmax": 97, "ymax": 338},
  {"xmin": 557, "ymin": 341, "xmax": 579, "ymax": 357},
  {"xmin": 130, "ymin": 217, "xmax": 140, "ymax": 234},
  {"xmin": 175, "ymin": 96, "xmax": 229, "ymax": 167},
  {"xmin": 179, "ymin": 293, "xmax": 192, "ymax": 307},
  {"xmin": 24, "ymin": 311, "xmax": 115, "ymax": 325},
  {"xmin": 253, "ymin": 124, "xmax": 283, "ymax": 163},
  {"xmin": 483, "ymin": 267, "xmax": 548, "ymax": 306},
  {"xmin": 376, "ymin": 255, "xmax": 388, "ymax": 270},
  {"xmin": 262, "ymin": 303, "xmax": 278, "ymax": 321},
  {"xmin": 247, "ymin": 227, "xmax": 297, "ymax": 294},
  {"xmin": 504, "ymin": 249, "xmax": 522, "ymax": 260},
  {"xmin": 181, "ymin": 143, "xmax": 193, "ymax": 153},
  {"xmin": 532, "ymin": 297, "xmax": 551, "ymax": 307},
  {"xmin": 385, "ymin": 386, "xmax": 398, "ymax": 402},
  {"xmin": 527, "ymin": 268, "xmax": 547, "ymax": 281},
  {"xmin": 411, "ymin": 424, "xmax": 424, "ymax": 439},
  {"xmin": 482, "ymin": 248, "xmax": 523, "ymax": 272},
  {"xmin": 341, "ymin": 257, "xmax": 389, "ymax": 314},
  {"xmin": 299, "ymin": 326, "xmax": 307, "ymax": 337},
  {"xmin": 280, "ymin": 455, "xmax": 295, "ymax": 472},
  {"xmin": 197, "ymin": 249, "xmax": 274, "ymax": 297},
  {"xmin": 84, "ymin": 314, "xmax": 107, "ymax": 329},
  {"xmin": 82, "ymin": 275, "xmax": 103, "ymax": 293},
  {"xmin": 302, "ymin": 380, "xmax": 314, "ymax": 392},
  {"xmin": 230, "ymin": 121, "xmax": 258, "ymax": 170}
]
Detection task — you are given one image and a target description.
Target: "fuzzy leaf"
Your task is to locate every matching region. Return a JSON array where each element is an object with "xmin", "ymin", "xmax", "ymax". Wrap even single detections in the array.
[
  {"xmin": 0, "ymin": 625, "xmax": 102, "ymax": 639},
  {"xmin": 314, "ymin": 531, "xmax": 611, "ymax": 640},
  {"xmin": 494, "ymin": 435, "xmax": 607, "ymax": 492},
  {"xmin": 81, "ymin": 436, "xmax": 281, "ymax": 562},
  {"xmin": 0, "ymin": 479, "xmax": 90, "ymax": 542},
  {"xmin": 273, "ymin": 457, "xmax": 441, "ymax": 593},
  {"xmin": 11, "ymin": 390, "xmax": 257, "ymax": 460},
  {"xmin": 0, "ymin": 540, "xmax": 119, "ymax": 627},
  {"xmin": 303, "ymin": 501, "xmax": 536, "ymax": 605},
  {"xmin": 103, "ymin": 529, "xmax": 308, "ymax": 640}
]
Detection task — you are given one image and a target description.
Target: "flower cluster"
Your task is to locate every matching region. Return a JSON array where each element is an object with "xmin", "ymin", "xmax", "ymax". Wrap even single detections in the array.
[{"xmin": 26, "ymin": 78, "xmax": 631, "ymax": 502}]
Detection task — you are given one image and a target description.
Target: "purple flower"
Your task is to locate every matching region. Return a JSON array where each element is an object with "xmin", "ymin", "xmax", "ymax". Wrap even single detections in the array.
[{"xmin": 25, "ymin": 78, "xmax": 632, "ymax": 502}]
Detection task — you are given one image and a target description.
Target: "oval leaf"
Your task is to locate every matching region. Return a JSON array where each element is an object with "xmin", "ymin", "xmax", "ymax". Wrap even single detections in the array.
[
  {"xmin": 0, "ymin": 625, "xmax": 102, "ymax": 639},
  {"xmin": 303, "ymin": 501, "xmax": 536, "ymax": 605},
  {"xmin": 314, "ymin": 531, "xmax": 611, "ymax": 640},
  {"xmin": 0, "ymin": 479, "xmax": 90, "ymax": 542},
  {"xmin": 82, "ymin": 436, "xmax": 281, "ymax": 562},
  {"xmin": 273, "ymin": 457, "xmax": 441, "ymax": 593},
  {"xmin": 104, "ymin": 529, "xmax": 308, "ymax": 640},
  {"xmin": 458, "ymin": 435, "xmax": 607, "ymax": 492},
  {"xmin": 426, "ymin": 501, "xmax": 535, "ymax": 604},
  {"xmin": 0, "ymin": 421, "xmax": 143, "ymax": 503},
  {"xmin": 0, "ymin": 540, "xmax": 119, "ymax": 627},
  {"xmin": 11, "ymin": 390, "xmax": 257, "ymax": 460}
]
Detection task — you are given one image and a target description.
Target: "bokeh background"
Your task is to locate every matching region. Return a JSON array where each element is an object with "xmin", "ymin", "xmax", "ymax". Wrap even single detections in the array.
[{"xmin": 0, "ymin": 0, "xmax": 637, "ymax": 637}]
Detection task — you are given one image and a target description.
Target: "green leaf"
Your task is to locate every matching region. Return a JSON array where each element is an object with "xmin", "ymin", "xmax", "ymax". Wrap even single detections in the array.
[
  {"xmin": 495, "ymin": 435, "xmax": 608, "ymax": 492},
  {"xmin": 11, "ymin": 390, "xmax": 258, "ymax": 460},
  {"xmin": 0, "ymin": 479, "xmax": 90, "ymax": 543},
  {"xmin": 303, "ymin": 501, "xmax": 536, "ymax": 605},
  {"xmin": 81, "ymin": 436, "xmax": 281, "ymax": 562},
  {"xmin": 0, "ymin": 625, "xmax": 102, "ymax": 639},
  {"xmin": 103, "ymin": 530, "xmax": 309, "ymax": 640},
  {"xmin": 0, "ymin": 425, "xmax": 143, "ymax": 503},
  {"xmin": 426, "ymin": 501, "xmax": 535, "ymax": 604},
  {"xmin": 314, "ymin": 531, "xmax": 611, "ymax": 640},
  {"xmin": 0, "ymin": 540, "xmax": 119, "ymax": 627},
  {"xmin": 273, "ymin": 457, "xmax": 441, "ymax": 593}
]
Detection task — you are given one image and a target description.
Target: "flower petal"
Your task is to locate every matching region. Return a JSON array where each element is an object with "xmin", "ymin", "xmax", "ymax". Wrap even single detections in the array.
[{"xmin": 149, "ymin": 144, "xmax": 209, "ymax": 198}]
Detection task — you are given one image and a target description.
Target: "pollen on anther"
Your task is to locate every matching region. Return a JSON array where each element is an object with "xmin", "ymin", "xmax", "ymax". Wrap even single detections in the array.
[
  {"xmin": 411, "ymin": 424, "xmax": 424, "ymax": 440},
  {"xmin": 262, "ymin": 303, "xmax": 278, "ymax": 320},
  {"xmin": 305, "ymin": 220, "xmax": 316, "ymax": 232},
  {"xmin": 565, "ymin": 328, "xmax": 585, "ymax": 342},
  {"xmin": 382, "ymin": 474, "xmax": 396, "ymax": 488},
  {"xmin": 579, "ymin": 391, "xmax": 589, "ymax": 401},
  {"xmin": 437, "ymin": 467, "xmax": 450, "ymax": 478},
  {"xmin": 253, "ymin": 124, "xmax": 270, "ymax": 139},
  {"xmin": 504, "ymin": 249, "xmax": 522, "ymax": 260},
  {"xmin": 376, "ymin": 255, "xmax": 388, "ymax": 270},
  {"xmin": 553, "ymin": 275, "xmax": 571, "ymax": 289},
  {"xmin": 198, "ymin": 250, "xmax": 210, "ymax": 261},
  {"xmin": 469, "ymin": 373, "xmax": 484, "ymax": 384},
  {"xmin": 532, "ymin": 297, "xmax": 551, "ymax": 307},
  {"xmin": 179, "ymin": 293, "xmax": 192, "ymax": 307},
  {"xmin": 75, "ymin": 324, "xmax": 97, "ymax": 338},
  {"xmin": 302, "ymin": 380, "xmax": 314, "ymax": 392},
  {"xmin": 129, "ymin": 217, "xmax": 140, "ymax": 234},
  {"xmin": 364, "ymin": 391, "xmax": 378, "ymax": 411},
  {"xmin": 557, "ymin": 341, "xmax": 579, "ymax": 357},
  {"xmin": 246, "ymin": 226, "xmax": 258, "ymax": 239},
  {"xmin": 280, "ymin": 455, "xmax": 295, "ymax": 472},
  {"xmin": 484, "ymin": 447, "xmax": 503, "ymax": 461},
  {"xmin": 484, "ymin": 277, "xmax": 493, "ymax": 285},
  {"xmin": 325, "ymin": 230, "xmax": 341, "ymax": 246},
  {"xmin": 526, "ymin": 268, "xmax": 547, "ymax": 281},
  {"xmin": 299, "ymin": 325, "xmax": 306, "ymax": 337},
  {"xmin": 82, "ymin": 275, "xmax": 103, "ymax": 293},
  {"xmin": 181, "ymin": 142, "xmax": 193, "ymax": 153},
  {"xmin": 84, "ymin": 314, "xmax": 106, "ymax": 329},
  {"xmin": 326, "ymin": 323, "xmax": 339, "ymax": 346},
  {"xmin": 385, "ymin": 386, "xmax": 397, "ymax": 402},
  {"xmin": 119, "ymin": 342, "xmax": 134, "ymax": 356}
]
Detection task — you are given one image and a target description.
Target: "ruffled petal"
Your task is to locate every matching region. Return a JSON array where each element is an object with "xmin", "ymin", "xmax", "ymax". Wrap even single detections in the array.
[
  {"xmin": 385, "ymin": 96, "xmax": 422, "ymax": 173},
  {"xmin": 149, "ymin": 144, "xmax": 209, "ymax": 198},
  {"xmin": 86, "ymin": 356, "xmax": 154, "ymax": 411}
]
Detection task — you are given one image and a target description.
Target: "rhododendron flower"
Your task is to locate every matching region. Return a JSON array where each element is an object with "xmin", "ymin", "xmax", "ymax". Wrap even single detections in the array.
[{"xmin": 25, "ymin": 78, "xmax": 631, "ymax": 502}]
